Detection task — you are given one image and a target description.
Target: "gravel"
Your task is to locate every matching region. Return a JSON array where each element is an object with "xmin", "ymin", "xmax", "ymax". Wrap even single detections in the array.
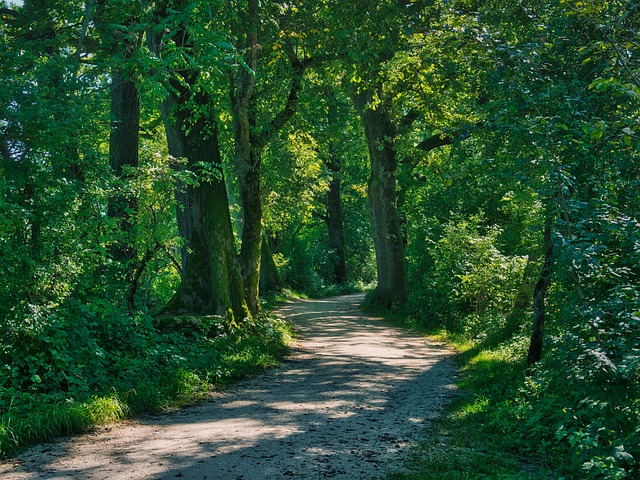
[{"xmin": 0, "ymin": 293, "xmax": 457, "ymax": 480}]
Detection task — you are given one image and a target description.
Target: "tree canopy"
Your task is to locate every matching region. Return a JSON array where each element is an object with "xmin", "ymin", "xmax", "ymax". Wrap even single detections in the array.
[{"xmin": 1, "ymin": 0, "xmax": 638, "ymax": 477}]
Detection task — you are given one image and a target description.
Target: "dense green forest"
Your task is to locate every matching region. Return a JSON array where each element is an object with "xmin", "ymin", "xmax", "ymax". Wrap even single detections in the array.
[{"xmin": 1, "ymin": 0, "xmax": 638, "ymax": 478}]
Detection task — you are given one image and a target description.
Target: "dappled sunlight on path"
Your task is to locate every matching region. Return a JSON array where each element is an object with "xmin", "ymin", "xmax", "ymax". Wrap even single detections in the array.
[{"xmin": 0, "ymin": 294, "xmax": 457, "ymax": 479}]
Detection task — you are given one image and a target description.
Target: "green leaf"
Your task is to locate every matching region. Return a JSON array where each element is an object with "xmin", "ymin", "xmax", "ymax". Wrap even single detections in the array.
[{"xmin": 612, "ymin": 446, "xmax": 634, "ymax": 462}]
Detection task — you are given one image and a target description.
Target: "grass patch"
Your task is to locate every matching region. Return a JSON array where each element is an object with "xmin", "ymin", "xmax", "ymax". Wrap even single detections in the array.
[
  {"xmin": 0, "ymin": 314, "xmax": 293, "ymax": 458},
  {"xmin": 376, "ymin": 310, "xmax": 569, "ymax": 479}
]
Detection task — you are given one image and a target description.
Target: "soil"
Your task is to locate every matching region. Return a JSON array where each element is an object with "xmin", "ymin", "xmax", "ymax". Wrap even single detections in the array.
[{"xmin": 0, "ymin": 293, "xmax": 458, "ymax": 480}]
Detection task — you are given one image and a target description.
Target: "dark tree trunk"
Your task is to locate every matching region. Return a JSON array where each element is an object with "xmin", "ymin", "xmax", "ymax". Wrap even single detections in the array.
[
  {"xmin": 107, "ymin": 70, "xmax": 140, "ymax": 264},
  {"xmin": 325, "ymin": 146, "xmax": 347, "ymax": 285},
  {"xmin": 324, "ymin": 92, "xmax": 347, "ymax": 285},
  {"xmin": 158, "ymin": 88, "xmax": 249, "ymax": 322},
  {"xmin": 260, "ymin": 232, "xmax": 284, "ymax": 294},
  {"xmin": 527, "ymin": 215, "xmax": 555, "ymax": 366},
  {"xmin": 230, "ymin": 0, "xmax": 262, "ymax": 316},
  {"xmin": 354, "ymin": 90, "xmax": 408, "ymax": 307}
]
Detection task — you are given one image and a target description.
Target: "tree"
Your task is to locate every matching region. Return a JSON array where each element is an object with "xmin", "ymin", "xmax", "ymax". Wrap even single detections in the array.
[
  {"xmin": 229, "ymin": 0, "xmax": 314, "ymax": 314},
  {"xmin": 95, "ymin": 0, "xmax": 144, "ymax": 269},
  {"xmin": 353, "ymin": 89, "xmax": 408, "ymax": 306},
  {"xmin": 151, "ymin": 1, "xmax": 249, "ymax": 321},
  {"xmin": 322, "ymin": 89, "xmax": 347, "ymax": 285},
  {"xmin": 0, "ymin": 0, "xmax": 111, "ymax": 315},
  {"xmin": 337, "ymin": 1, "xmax": 427, "ymax": 307}
]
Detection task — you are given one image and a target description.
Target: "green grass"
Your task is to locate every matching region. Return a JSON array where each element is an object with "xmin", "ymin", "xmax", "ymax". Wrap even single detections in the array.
[
  {"xmin": 378, "ymin": 312, "xmax": 569, "ymax": 480},
  {"xmin": 0, "ymin": 314, "xmax": 293, "ymax": 458}
]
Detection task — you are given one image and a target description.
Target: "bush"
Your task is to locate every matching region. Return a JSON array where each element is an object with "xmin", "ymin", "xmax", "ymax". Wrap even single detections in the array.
[
  {"xmin": 527, "ymin": 206, "xmax": 640, "ymax": 479},
  {"xmin": 0, "ymin": 301, "xmax": 292, "ymax": 457},
  {"xmin": 407, "ymin": 215, "xmax": 527, "ymax": 339}
]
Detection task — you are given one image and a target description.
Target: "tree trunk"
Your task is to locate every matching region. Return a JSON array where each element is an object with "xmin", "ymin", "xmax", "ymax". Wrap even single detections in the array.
[
  {"xmin": 324, "ymin": 92, "xmax": 347, "ymax": 285},
  {"xmin": 231, "ymin": 0, "xmax": 262, "ymax": 316},
  {"xmin": 354, "ymin": 89, "xmax": 408, "ymax": 307},
  {"xmin": 158, "ymin": 89, "xmax": 249, "ymax": 322},
  {"xmin": 107, "ymin": 69, "xmax": 140, "ymax": 264},
  {"xmin": 236, "ymin": 153, "xmax": 263, "ymax": 315},
  {"xmin": 527, "ymin": 215, "xmax": 555, "ymax": 367},
  {"xmin": 260, "ymin": 231, "xmax": 284, "ymax": 294},
  {"xmin": 230, "ymin": 0, "xmax": 307, "ymax": 313},
  {"xmin": 325, "ymin": 145, "xmax": 347, "ymax": 285}
]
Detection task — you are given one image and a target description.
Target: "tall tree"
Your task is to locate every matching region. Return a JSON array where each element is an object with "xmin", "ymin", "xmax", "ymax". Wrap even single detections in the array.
[
  {"xmin": 328, "ymin": 0, "xmax": 427, "ymax": 306},
  {"xmin": 152, "ymin": 1, "xmax": 249, "ymax": 321},
  {"xmin": 353, "ymin": 89, "xmax": 408, "ymax": 306},
  {"xmin": 229, "ymin": 1, "xmax": 313, "ymax": 314},
  {"xmin": 321, "ymin": 89, "xmax": 347, "ymax": 285},
  {"xmin": 95, "ymin": 0, "xmax": 143, "ymax": 268}
]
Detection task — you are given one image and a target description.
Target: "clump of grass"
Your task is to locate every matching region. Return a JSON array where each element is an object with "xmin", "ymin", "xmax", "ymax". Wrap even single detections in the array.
[
  {"xmin": 382, "ymin": 318, "xmax": 565, "ymax": 480},
  {"xmin": 0, "ymin": 395, "xmax": 128, "ymax": 456},
  {"xmin": 0, "ymin": 314, "xmax": 293, "ymax": 458}
]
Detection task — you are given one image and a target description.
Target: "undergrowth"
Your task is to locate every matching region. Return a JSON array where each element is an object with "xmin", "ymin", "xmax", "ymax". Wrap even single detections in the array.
[
  {"xmin": 377, "ymin": 309, "xmax": 568, "ymax": 480},
  {"xmin": 0, "ymin": 309, "xmax": 292, "ymax": 458}
]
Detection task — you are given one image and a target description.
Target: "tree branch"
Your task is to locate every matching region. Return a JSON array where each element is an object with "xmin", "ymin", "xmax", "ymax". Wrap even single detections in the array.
[
  {"xmin": 74, "ymin": 0, "xmax": 96, "ymax": 73},
  {"xmin": 0, "ymin": 8, "xmax": 18, "ymax": 18},
  {"xmin": 416, "ymin": 126, "xmax": 473, "ymax": 152},
  {"xmin": 252, "ymin": 50, "xmax": 305, "ymax": 151},
  {"xmin": 399, "ymin": 110, "xmax": 420, "ymax": 130}
]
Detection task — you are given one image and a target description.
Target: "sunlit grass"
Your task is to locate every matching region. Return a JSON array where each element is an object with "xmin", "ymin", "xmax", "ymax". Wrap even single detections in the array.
[
  {"xmin": 0, "ymin": 315, "xmax": 293, "ymax": 458},
  {"xmin": 383, "ymin": 318, "xmax": 563, "ymax": 480}
]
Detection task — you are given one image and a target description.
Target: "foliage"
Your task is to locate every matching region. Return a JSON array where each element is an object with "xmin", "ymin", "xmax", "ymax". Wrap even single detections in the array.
[
  {"xmin": 394, "ymin": 0, "xmax": 640, "ymax": 478},
  {"xmin": 1, "ymin": 0, "xmax": 639, "ymax": 477},
  {"xmin": 525, "ymin": 206, "xmax": 640, "ymax": 479},
  {"xmin": 407, "ymin": 214, "xmax": 528, "ymax": 340},
  {"xmin": 0, "ymin": 306, "xmax": 292, "ymax": 457},
  {"xmin": 382, "ymin": 319, "xmax": 560, "ymax": 480}
]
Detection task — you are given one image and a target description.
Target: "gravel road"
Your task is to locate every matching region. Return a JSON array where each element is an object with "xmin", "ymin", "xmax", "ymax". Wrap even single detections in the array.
[{"xmin": 0, "ymin": 293, "xmax": 457, "ymax": 480}]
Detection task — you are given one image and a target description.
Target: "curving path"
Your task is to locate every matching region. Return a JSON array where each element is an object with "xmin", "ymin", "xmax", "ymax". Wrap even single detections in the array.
[{"xmin": 1, "ymin": 293, "xmax": 457, "ymax": 480}]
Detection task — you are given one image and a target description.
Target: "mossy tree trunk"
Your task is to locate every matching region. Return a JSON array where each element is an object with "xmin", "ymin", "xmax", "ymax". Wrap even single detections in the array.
[
  {"xmin": 230, "ymin": 0, "xmax": 307, "ymax": 314},
  {"xmin": 146, "ymin": 3, "xmax": 250, "ymax": 321},
  {"xmin": 230, "ymin": 0, "xmax": 262, "ymax": 316},
  {"xmin": 160, "ymin": 88, "xmax": 249, "ymax": 320},
  {"xmin": 354, "ymin": 89, "xmax": 408, "ymax": 308}
]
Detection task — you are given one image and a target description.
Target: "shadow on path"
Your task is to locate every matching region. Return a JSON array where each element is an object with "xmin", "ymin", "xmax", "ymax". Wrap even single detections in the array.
[{"xmin": 1, "ymin": 294, "xmax": 457, "ymax": 480}]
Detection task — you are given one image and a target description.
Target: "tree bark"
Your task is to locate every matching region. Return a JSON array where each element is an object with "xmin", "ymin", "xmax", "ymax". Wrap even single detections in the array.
[
  {"xmin": 325, "ymin": 146, "xmax": 347, "ymax": 285},
  {"xmin": 527, "ymin": 215, "xmax": 555, "ymax": 366},
  {"xmin": 107, "ymin": 70, "xmax": 140, "ymax": 264},
  {"xmin": 158, "ymin": 86, "xmax": 249, "ymax": 321},
  {"xmin": 354, "ymin": 89, "xmax": 408, "ymax": 307}
]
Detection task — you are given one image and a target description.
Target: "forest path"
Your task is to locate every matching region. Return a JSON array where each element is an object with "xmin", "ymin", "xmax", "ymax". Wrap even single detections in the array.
[{"xmin": 1, "ymin": 293, "xmax": 457, "ymax": 480}]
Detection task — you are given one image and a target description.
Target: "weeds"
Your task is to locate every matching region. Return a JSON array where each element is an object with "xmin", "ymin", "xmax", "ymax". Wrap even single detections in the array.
[{"xmin": 0, "ymin": 313, "xmax": 292, "ymax": 458}]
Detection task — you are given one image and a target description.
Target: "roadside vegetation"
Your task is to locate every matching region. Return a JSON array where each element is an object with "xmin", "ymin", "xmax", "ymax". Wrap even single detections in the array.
[
  {"xmin": 0, "ymin": 312, "xmax": 292, "ymax": 457},
  {"xmin": 383, "ymin": 319, "xmax": 564, "ymax": 480},
  {"xmin": 1, "ymin": 1, "xmax": 638, "ymax": 478}
]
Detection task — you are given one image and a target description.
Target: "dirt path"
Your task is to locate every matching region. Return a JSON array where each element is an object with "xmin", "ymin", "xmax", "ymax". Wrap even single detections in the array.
[{"xmin": 1, "ymin": 294, "xmax": 457, "ymax": 480}]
